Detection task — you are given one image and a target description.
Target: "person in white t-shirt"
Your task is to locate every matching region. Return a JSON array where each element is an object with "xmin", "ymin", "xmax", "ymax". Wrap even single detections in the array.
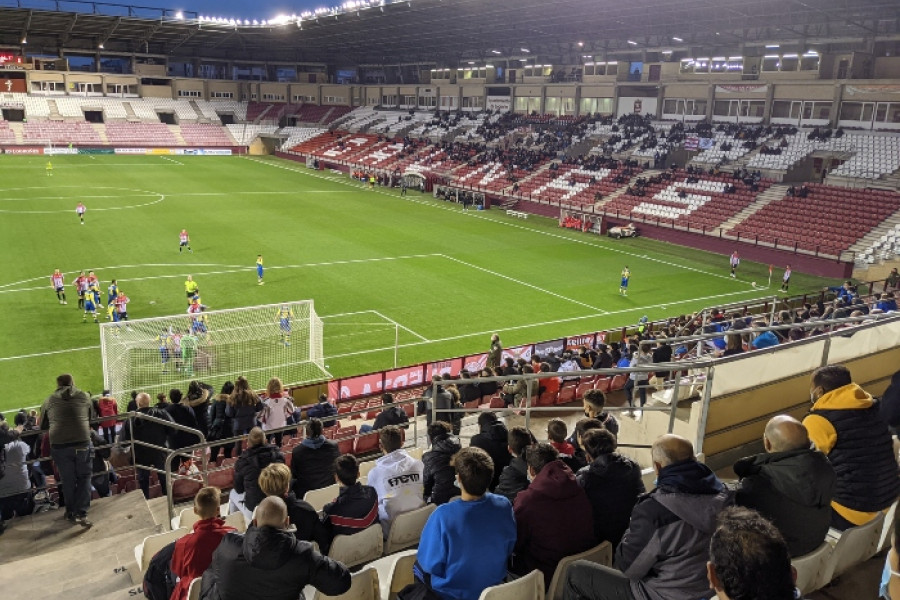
[
  {"xmin": 366, "ymin": 425, "xmax": 425, "ymax": 537},
  {"xmin": 261, "ymin": 377, "xmax": 294, "ymax": 447}
]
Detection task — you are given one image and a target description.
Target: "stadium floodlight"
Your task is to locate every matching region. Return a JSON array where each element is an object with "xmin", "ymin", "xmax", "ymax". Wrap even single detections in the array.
[
  {"xmin": 175, "ymin": 11, "xmax": 184, "ymax": 19},
  {"xmin": 672, "ymin": 37, "xmax": 683, "ymax": 42},
  {"xmin": 99, "ymin": 300, "xmax": 328, "ymax": 407}
]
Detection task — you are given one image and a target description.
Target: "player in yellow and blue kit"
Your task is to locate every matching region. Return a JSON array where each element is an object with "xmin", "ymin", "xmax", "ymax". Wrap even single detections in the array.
[
  {"xmin": 276, "ymin": 303, "xmax": 293, "ymax": 346},
  {"xmin": 83, "ymin": 294, "xmax": 98, "ymax": 323},
  {"xmin": 256, "ymin": 255, "xmax": 264, "ymax": 285},
  {"xmin": 619, "ymin": 266, "xmax": 631, "ymax": 296},
  {"xmin": 106, "ymin": 279, "xmax": 118, "ymax": 320}
]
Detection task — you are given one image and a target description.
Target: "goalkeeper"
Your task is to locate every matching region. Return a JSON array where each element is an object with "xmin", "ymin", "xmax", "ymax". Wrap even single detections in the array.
[
  {"xmin": 276, "ymin": 303, "xmax": 293, "ymax": 346},
  {"xmin": 181, "ymin": 331, "xmax": 198, "ymax": 377}
]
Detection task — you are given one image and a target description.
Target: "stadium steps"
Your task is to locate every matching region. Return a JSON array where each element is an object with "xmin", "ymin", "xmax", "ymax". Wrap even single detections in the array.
[
  {"xmin": 0, "ymin": 492, "xmax": 159, "ymax": 598},
  {"xmin": 848, "ymin": 206, "xmax": 900, "ymax": 254},
  {"xmin": 92, "ymin": 122, "xmax": 109, "ymax": 144},
  {"xmin": 169, "ymin": 124, "xmax": 187, "ymax": 146},
  {"xmin": 565, "ymin": 137, "xmax": 597, "ymax": 159},
  {"xmin": 47, "ymin": 98, "xmax": 63, "ymax": 121},
  {"xmin": 7, "ymin": 121, "xmax": 24, "ymax": 143},
  {"xmin": 189, "ymin": 100, "xmax": 213, "ymax": 124},
  {"xmin": 718, "ymin": 183, "xmax": 791, "ymax": 235},
  {"xmin": 122, "ymin": 101, "xmax": 141, "ymax": 122}
]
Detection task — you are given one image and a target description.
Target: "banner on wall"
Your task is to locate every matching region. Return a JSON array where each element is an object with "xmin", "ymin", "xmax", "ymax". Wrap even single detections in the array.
[
  {"xmin": 0, "ymin": 77, "xmax": 26, "ymax": 93},
  {"xmin": 715, "ymin": 84, "xmax": 768, "ymax": 94},
  {"xmin": 616, "ymin": 97, "xmax": 657, "ymax": 118},
  {"xmin": 845, "ymin": 85, "xmax": 900, "ymax": 96},
  {"xmin": 4, "ymin": 147, "xmax": 43, "ymax": 154},
  {"xmin": 566, "ymin": 334, "xmax": 596, "ymax": 351},
  {"xmin": 486, "ymin": 97, "xmax": 511, "ymax": 112},
  {"xmin": 427, "ymin": 358, "xmax": 464, "ymax": 381},
  {"xmin": 501, "ymin": 344, "xmax": 533, "ymax": 364},
  {"xmin": 385, "ymin": 365, "xmax": 425, "ymax": 390},
  {"xmin": 339, "ymin": 372, "xmax": 383, "ymax": 399},
  {"xmin": 464, "ymin": 353, "xmax": 488, "ymax": 373}
]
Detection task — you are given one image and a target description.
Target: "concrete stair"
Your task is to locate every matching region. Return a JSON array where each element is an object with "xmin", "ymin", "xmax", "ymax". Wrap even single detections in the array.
[
  {"xmin": 718, "ymin": 183, "xmax": 790, "ymax": 234},
  {"xmin": 848, "ymin": 205, "xmax": 900, "ymax": 255},
  {"xmin": 7, "ymin": 121, "xmax": 24, "ymax": 143},
  {"xmin": 92, "ymin": 123, "xmax": 110, "ymax": 144},
  {"xmin": 169, "ymin": 124, "xmax": 187, "ymax": 146},
  {"xmin": 0, "ymin": 492, "xmax": 160, "ymax": 599},
  {"xmin": 47, "ymin": 99, "xmax": 63, "ymax": 121},
  {"xmin": 122, "ymin": 102, "xmax": 140, "ymax": 122}
]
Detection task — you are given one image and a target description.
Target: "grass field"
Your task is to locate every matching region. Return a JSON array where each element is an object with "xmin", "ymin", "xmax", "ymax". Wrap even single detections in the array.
[{"xmin": 0, "ymin": 154, "xmax": 832, "ymax": 413}]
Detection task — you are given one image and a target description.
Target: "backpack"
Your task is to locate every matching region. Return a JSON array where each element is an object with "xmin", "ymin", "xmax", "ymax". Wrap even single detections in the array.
[{"xmin": 142, "ymin": 540, "xmax": 177, "ymax": 600}]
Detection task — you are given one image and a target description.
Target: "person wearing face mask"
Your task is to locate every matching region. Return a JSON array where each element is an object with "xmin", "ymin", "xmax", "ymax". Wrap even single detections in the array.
[{"xmin": 802, "ymin": 364, "xmax": 900, "ymax": 531}]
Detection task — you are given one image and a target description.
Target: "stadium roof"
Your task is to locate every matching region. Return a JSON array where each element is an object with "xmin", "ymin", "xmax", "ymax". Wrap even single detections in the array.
[{"xmin": 0, "ymin": 0, "xmax": 898, "ymax": 66}]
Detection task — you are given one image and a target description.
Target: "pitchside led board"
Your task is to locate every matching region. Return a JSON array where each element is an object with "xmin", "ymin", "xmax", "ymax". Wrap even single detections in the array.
[{"xmin": 327, "ymin": 331, "xmax": 609, "ymax": 401}]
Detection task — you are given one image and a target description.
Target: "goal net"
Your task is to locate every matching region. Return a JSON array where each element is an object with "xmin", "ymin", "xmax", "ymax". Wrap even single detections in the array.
[{"xmin": 99, "ymin": 300, "xmax": 329, "ymax": 406}]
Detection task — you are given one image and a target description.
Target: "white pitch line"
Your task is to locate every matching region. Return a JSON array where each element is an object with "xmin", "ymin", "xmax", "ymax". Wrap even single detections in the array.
[
  {"xmin": 370, "ymin": 310, "xmax": 430, "ymax": 342},
  {"xmin": 0, "ymin": 345, "xmax": 101, "ymax": 362},
  {"xmin": 439, "ymin": 254, "xmax": 607, "ymax": 314},
  {"xmin": 0, "ymin": 254, "xmax": 443, "ymax": 295},
  {"xmin": 249, "ymin": 157, "xmax": 752, "ymax": 287}
]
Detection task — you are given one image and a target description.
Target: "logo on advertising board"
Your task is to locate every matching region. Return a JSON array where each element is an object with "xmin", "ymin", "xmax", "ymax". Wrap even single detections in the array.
[{"xmin": 4, "ymin": 147, "xmax": 43, "ymax": 155}]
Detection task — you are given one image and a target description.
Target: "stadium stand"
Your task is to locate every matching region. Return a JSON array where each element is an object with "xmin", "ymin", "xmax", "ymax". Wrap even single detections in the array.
[
  {"xmin": 105, "ymin": 122, "xmax": 179, "ymax": 145},
  {"xmin": 179, "ymin": 123, "xmax": 234, "ymax": 146}
]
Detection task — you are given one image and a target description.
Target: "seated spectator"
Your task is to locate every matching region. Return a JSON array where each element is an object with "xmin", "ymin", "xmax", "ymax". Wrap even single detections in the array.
[
  {"xmin": 803, "ymin": 365, "xmax": 900, "ymax": 530},
  {"xmin": 369, "ymin": 393, "xmax": 409, "ymax": 431},
  {"xmin": 547, "ymin": 418, "xmax": 575, "ymax": 456},
  {"xmin": 564, "ymin": 418, "xmax": 604, "ymax": 472},
  {"xmin": 201, "ymin": 496, "xmax": 350, "ymax": 600},
  {"xmin": 511, "ymin": 443, "xmax": 595, "ymax": 585},
  {"xmin": 564, "ymin": 434, "xmax": 732, "ymax": 600},
  {"xmin": 259, "ymin": 463, "xmax": 331, "ymax": 552},
  {"xmin": 322, "ymin": 455, "xmax": 379, "ymax": 537},
  {"xmin": 469, "ymin": 412, "xmax": 510, "ymax": 491},
  {"xmin": 733, "ymin": 415, "xmax": 835, "ymax": 557},
  {"xmin": 495, "ymin": 426, "xmax": 535, "ymax": 503},
  {"xmin": 750, "ymin": 323, "xmax": 779, "ymax": 349},
  {"xmin": 291, "ymin": 418, "xmax": 340, "ymax": 499},
  {"xmin": 306, "ymin": 394, "xmax": 338, "ymax": 428},
  {"xmin": 170, "ymin": 487, "xmax": 235, "ymax": 600},
  {"xmin": 411, "ymin": 447, "xmax": 516, "ymax": 600},
  {"xmin": 457, "ymin": 371, "xmax": 483, "ymax": 405},
  {"xmin": 707, "ymin": 507, "xmax": 797, "ymax": 600},
  {"xmin": 879, "ymin": 369, "xmax": 900, "ymax": 431},
  {"xmin": 367, "ymin": 425, "xmax": 425, "ymax": 536},
  {"xmin": 582, "ymin": 389, "xmax": 619, "ymax": 435},
  {"xmin": 0, "ymin": 425, "xmax": 35, "ymax": 533},
  {"xmin": 478, "ymin": 368, "xmax": 499, "ymax": 399},
  {"xmin": 538, "ymin": 362, "xmax": 562, "ymax": 395},
  {"xmin": 423, "ymin": 421, "xmax": 462, "ymax": 505},
  {"xmin": 231, "ymin": 427, "xmax": 284, "ymax": 519},
  {"xmin": 577, "ymin": 429, "xmax": 644, "ymax": 548}
]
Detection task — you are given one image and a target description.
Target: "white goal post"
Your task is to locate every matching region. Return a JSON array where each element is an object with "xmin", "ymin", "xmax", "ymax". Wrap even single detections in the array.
[{"xmin": 99, "ymin": 300, "xmax": 329, "ymax": 406}]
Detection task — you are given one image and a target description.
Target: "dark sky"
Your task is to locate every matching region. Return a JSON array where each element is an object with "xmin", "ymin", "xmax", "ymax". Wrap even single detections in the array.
[{"xmin": 141, "ymin": 0, "xmax": 329, "ymax": 19}]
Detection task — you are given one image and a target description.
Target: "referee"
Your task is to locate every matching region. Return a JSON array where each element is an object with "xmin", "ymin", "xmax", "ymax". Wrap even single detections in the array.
[{"xmin": 185, "ymin": 274, "xmax": 199, "ymax": 305}]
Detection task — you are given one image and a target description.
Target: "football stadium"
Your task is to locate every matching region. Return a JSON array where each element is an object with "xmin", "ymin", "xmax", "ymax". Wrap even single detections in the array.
[{"xmin": 0, "ymin": 0, "xmax": 899, "ymax": 598}]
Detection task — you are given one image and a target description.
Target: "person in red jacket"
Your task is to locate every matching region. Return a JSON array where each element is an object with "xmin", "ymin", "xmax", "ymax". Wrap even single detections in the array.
[
  {"xmin": 170, "ymin": 486, "xmax": 235, "ymax": 600},
  {"xmin": 511, "ymin": 442, "xmax": 596, "ymax": 587},
  {"xmin": 96, "ymin": 391, "xmax": 119, "ymax": 445}
]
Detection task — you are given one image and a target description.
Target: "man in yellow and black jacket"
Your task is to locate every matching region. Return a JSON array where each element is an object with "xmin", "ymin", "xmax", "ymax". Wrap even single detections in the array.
[{"xmin": 803, "ymin": 364, "xmax": 900, "ymax": 530}]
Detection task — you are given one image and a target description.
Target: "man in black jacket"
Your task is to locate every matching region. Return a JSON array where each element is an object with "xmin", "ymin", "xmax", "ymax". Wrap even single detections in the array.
[
  {"xmin": 577, "ymin": 428, "xmax": 645, "ymax": 548},
  {"xmin": 370, "ymin": 393, "xmax": 409, "ymax": 431},
  {"xmin": 201, "ymin": 496, "xmax": 350, "ymax": 600},
  {"xmin": 119, "ymin": 392, "xmax": 174, "ymax": 499},
  {"xmin": 232, "ymin": 427, "xmax": 284, "ymax": 517},
  {"xmin": 422, "ymin": 421, "xmax": 462, "ymax": 504},
  {"xmin": 734, "ymin": 415, "xmax": 835, "ymax": 557},
  {"xmin": 469, "ymin": 412, "xmax": 510, "ymax": 491},
  {"xmin": 495, "ymin": 426, "xmax": 534, "ymax": 503},
  {"xmin": 291, "ymin": 418, "xmax": 340, "ymax": 498}
]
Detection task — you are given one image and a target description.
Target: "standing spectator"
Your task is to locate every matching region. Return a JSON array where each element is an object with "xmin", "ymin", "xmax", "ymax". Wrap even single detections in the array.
[
  {"xmin": 886, "ymin": 267, "xmax": 900, "ymax": 293},
  {"xmin": 166, "ymin": 388, "xmax": 201, "ymax": 466},
  {"xmin": 564, "ymin": 434, "xmax": 732, "ymax": 600},
  {"xmin": 261, "ymin": 378, "xmax": 294, "ymax": 447},
  {"xmin": 422, "ymin": 421, "xmax": 462, "ymax": 505},
  {"xmin": 231, "ymin": 427, "xmax": 284, "ymax": 519},
  {"xmin": 581, "ymin": 389, "xmax": 619, "ymax": 435},
  {"xmin": 577, "ymin": 429, "xmax": 645, "ymax": 548},
  {"xmin": 291, "ymin": 418, "xmax": 340, "ymax": 498},
  {"xmin": 410, "ymin": 447, "xmax": 516, "ymax": 600},
  {"xmin": 803, "ymin": 364, "xmax": 900, "ymax": 530},
  {"xmin": 208, "ymin": 381, "xmax": 235, "ymax": 464},
  {"xmin": 733, "ymin": 415, "xmax": 835, "ymax": 557},
  {"xmin": 306, "ymin": 394, "xmax": 338, "ymax": 428},
  {"xmin": 120, "ymin": 392, "xmax": 174, "ymax": 498},
  {"xmin": 170, "ymin": 487, "xmax": 235, "ymax": 600},
  {"xmin": 322, "ymin": 455, "xmax": 380, "ymax": 538},
  {"xmin": 469, "ymin": 412, "xmax": 510, "ymax": 491},
  {"xmin": 367, "ymin": 425, "xmax": 425, "ymax": 536},
  {"xmin": 511, "ymin": 443, "xmax": 595, "ymax": 585},
  {"xmin": 487, "ymin": 333, "xmax": 502, "ymax": 369},
  {"xmin": 494, "ymin": 426, "xmax": 535, "ymax": 503},
  {"xmin": 707, "ymin": 507, "xmax": 797, "ymax": 600},
  {"xmin": 185, "ymin": 380, "xmax": 214, "ymax": 438},
  {"xmin": 226, "ymin": 376, "xmax": 263, "ymax": 455},
  {"xmin": 258, "ymin": 463, "xmax": 331, "ymax": 552},
  {"xmin": 201, "ymin": 496, "xmax": 351, "ymax": 600},
  {"xmin": 624, "ymin": 345, "xmax": 652, "ymax": 417},
  {"xmin": 40, "ymin": 374, "xmax": 96, "ymax": 527},
  {"xmin": 651, "ymin": 337, "xmax": 672, "ymax": 388},
  {"xmin": 96, "ymin": 390, "xmax": 119, "ymax": 445},
  {"xmin": 0, "ymin": 425, "xmax": 35, "ymax": 533}
]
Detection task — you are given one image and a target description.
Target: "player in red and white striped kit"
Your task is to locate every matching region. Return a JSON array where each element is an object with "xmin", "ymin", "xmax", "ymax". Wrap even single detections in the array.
[
  {"xmin": 179, "ymin": 229, "xmax": 192, "ymax": 253},
  {"xmin": 51, "ymin": 269, "xmax": 67, "ymax": 305}
]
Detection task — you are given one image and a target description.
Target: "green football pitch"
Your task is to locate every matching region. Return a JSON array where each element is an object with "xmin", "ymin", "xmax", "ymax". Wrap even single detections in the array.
[{"xmin": 0, "ymin": 154, "xmax": 830, "ymax": 413}]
